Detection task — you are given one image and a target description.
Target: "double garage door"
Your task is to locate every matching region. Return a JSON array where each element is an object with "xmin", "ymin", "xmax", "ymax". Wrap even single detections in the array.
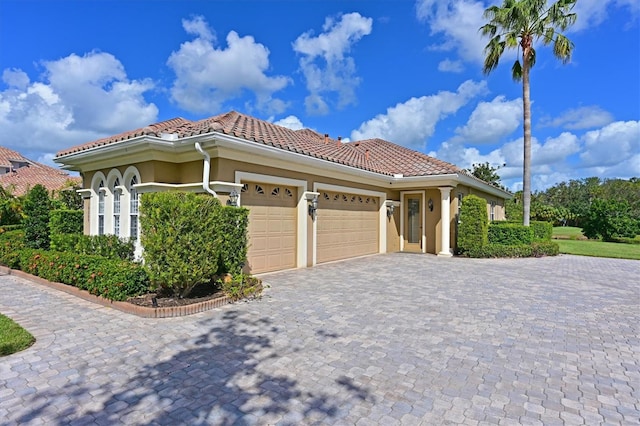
[{"xmin": 242, "ymin": 182, "xmax": 380, "ymax": 273}]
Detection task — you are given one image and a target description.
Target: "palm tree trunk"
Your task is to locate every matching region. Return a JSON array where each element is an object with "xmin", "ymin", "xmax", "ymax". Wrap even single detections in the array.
[{"xmin": 522, "ymin": 55, "xmax": 532, "ymax": 227}]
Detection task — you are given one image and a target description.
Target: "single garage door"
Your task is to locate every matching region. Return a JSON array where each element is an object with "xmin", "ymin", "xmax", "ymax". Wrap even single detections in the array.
[
  {"xmin": 317, "ymin": 191, "xmax": 379, "ymax": 263},
  {"xmin": 242, "ymin": 182, "xmax": 297, "ymax": 274}
]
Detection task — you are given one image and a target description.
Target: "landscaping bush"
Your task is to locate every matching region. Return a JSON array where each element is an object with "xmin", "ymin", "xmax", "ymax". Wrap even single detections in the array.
[
  {"xmin": 18, "ymin": 250, "xmax": 149, "ymax": 301},
  {"xmin": 531, "ymin": 221, "xmax": 553, "ymax": 242},
  {"xmin": 466, "ymin": 243, "xmax": 533, "ymax": 258},
  {"xmin": 52, "ymin": 233, "xmax": 134, "ymax": 261},
  {"xmin": 0, "ymin": 230, "xmax": 25, "ymax": 269},
  {"xmin": 457, "ymin": 194, "xmax": 488, "ymax": 254},
  {"xmin": 216, "ymin": 206, "xmax": 249, "ymax": 275},
  {"xmin": 49, "ymin": 209, "xmax": 83, "ymax": 251},
  {"xmin": 23, "ymin": 185, "xmax": 51, "ymax": 250},
  {"xmin": 140, "ymin": 192, "xmax": 227, "ymax": 298},
  {"xmin": 488, "ymin": 223, "xmax": 534, "ymax": 245},
  {"xmin": 531, "ymin": 241, "xmax": 560, "ymax": 257}
]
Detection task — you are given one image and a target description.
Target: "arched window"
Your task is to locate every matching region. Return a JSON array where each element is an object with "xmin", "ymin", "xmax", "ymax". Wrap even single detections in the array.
[
  {"xmin": 113, "ymin": 178, "xmax": 121, "ymax": 237},
  {"xmin": 129, "ymin": 176, "xmax": 139, "ymax": 239},
  {"xmin": 98, "ymin": 180, "xmax": 105, "ymax": 235}
]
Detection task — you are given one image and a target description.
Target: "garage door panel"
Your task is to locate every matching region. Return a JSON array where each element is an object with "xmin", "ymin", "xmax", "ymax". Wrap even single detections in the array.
[
  {"xmin": 317, "ymin": 191, "xmax": 379, "ymax": 264},
  {"xmin": 243, "ymin": 183, "xmax": 297, "ymax": 274}
]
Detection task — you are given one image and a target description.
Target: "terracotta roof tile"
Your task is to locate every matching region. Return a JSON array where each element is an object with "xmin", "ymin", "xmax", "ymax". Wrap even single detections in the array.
[
  {"xmin": 0, "ymin": 147, "xmax": 80, "ymax": 196},
  {"xmin": 55, "ymin": 111, "xmax": 463, "ymax": 178}
]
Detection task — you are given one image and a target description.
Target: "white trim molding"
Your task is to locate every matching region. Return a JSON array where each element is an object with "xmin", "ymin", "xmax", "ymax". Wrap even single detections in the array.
[{"xmin": 438, "ymin": 186, "xmax": 453, "ymax": 257}]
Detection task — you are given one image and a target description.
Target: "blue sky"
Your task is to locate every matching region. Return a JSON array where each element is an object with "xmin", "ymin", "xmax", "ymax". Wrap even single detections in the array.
[{"xmin": 1, "ymin": 0, "xmax": 638, "ymax": 192}]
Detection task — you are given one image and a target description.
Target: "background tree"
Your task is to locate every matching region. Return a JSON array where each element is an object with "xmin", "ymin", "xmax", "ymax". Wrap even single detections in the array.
[
  {"xmin": 467, "ymin": 162, "xmax": 505, "ymax": 189},
  {"xmin": 481, "ymin": 0, "xmax": 577, "ymax": 226},
  {"xmin": 0, "ymin": 185, "xmax": 23, "ymax": 226},
  {"xmin": 23, "ymin": 184, "xmax": 52, "ymax": 249}
]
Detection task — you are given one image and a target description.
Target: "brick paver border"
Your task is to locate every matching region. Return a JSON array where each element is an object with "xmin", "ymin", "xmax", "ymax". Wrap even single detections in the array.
[{"xmin": 0, "ymin": 265, "xmax": 232, "ymax": 318}]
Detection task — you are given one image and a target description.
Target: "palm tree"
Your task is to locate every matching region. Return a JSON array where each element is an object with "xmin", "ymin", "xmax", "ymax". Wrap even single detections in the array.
[{"xmin": 480, "ymin": 0, "xmax": 576, "ymax": 226}]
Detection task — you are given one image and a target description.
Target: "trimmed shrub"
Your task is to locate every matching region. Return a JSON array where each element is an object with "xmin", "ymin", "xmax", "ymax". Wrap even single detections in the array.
[
  {"xmin": 49, "ymin": 209, "xmax": 83, "ymax": 235},
  {"xmin": 49, "ymin": 209, "xmax": 84, "ymax": 251},
  {"xmin": 531, "ymin": 241, "xmax": 560, "ymax": 257},
  {"xmin": 216, "ymin": 206, "xmax": 249, "ymax": 275},
  {"xmin": 140, "ymin": 192, "xmax": 226, "ymax": 298},
  {"xmin": 18, "ymin": 250, "xmax": 149, "ymax": 301},
  {"xmin": 23, "ymin": 184, "xmax": 51, "ymax": 250},
  {"xmin": 466, "ymin": 244, "xmax": 533, "ymax": 258},
  {"xmin": 0, "ymin": 230, "xmax": 25, "ymax": 269},
  {"xmin": 220, "ymin": 273, "xmax": 263, "ymax": 301},
  {"xmin": 458, "ymin": 194, "xmax": 489, "ymax": 254},
  {"xmin": 488, "ymin": 223, "xmax": 534, "ymax": 245},
  {"xmin": 53, "ymin": 234, "xmax": 134, "ymax": 261},
  {"xmin": 531, "ymin": 221, "xmax": 553, "ymax": 242}
]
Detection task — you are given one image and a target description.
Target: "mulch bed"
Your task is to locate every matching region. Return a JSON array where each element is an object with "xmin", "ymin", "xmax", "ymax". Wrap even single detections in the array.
[{"xmin": 127, "ymin": 282, "xmax": 227, "ymax": 308}]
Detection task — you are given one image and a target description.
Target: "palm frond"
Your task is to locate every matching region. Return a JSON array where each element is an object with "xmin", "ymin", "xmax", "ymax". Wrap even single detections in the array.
[
  {"xmin": 511, "ymin": 59, "xmax": 523, "ymax": 81},
  {"xmin": 553, "ymin": 34, "xmax": 573, "ymax": 63},
  {"xmin": 483, "ymin": 36, "xmax": 506, "ymax": 75}
]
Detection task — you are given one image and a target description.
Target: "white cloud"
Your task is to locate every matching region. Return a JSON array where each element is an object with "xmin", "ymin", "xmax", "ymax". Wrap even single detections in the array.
[
  {"xmin": 453, "ymin": 95, "xmax": 522, "ymax": 143},
  {"xmin": 571, "ymin": 0, "xmax": 639, "ymax": 31},
  {"xmin": 274, "ymin": 115, "xmax": 304, "ymax": 130},
  {"xmin": 415, "ymin": 0, "xmax": 637, "ymax": 69},
  {"xmin": 438, "ymin": 58, "xmax": 464, "ymax": 73},
  {"xmin": 293, "ymin": 12, "xmax": 373, "ymax": 115},
  {"xmin": 351, "ymin": 80, "xmax": 488, "ymax": 148},
  {"xmin": 0, "ymin": 51, "xmax": 158, "ymax": 158},
  {"xmin": 415, "ymin": 0, "xmax": 489, "ymax": 64},
  {"xmin": 539, "ymin": 105, "xmax": 614, "ymax": 130},
  {"xmin": 167, "ymin": 16, "xmax": 290, "ymax": 115},
  {"xmin": 580, "ymin": 121, "xmax": 640, "ymax": 172}
]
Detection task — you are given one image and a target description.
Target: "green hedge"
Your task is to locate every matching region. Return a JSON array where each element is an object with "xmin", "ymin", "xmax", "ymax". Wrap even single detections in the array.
[
  {"xmin": 18, "ymin": 250, "xmax": 149, "ymax": 301},
  {"xmin": 458, "ymin": 195, "xmax": 488, "ymax": 254},
  {"xmin": 466, "ymin": 241, "xmax": 559, "ymax": 258},
  {"xmin": 216, "ymin": 206, "xmax": 249, "ymax": 275},
  {"xmin": 531, "ymin": 221, "xmax": 553, "ymax": 242},
  {"xmin": 0, "ymin": 230, "xmax": 149, "ymax": 301},
  {"xmin": 51, "ymin": 233, "xmax": 134, "ymax": 261},
  {"xmin": 488, "ymin": 223, "xmax": 534, "ymax": 245},
  {"xmin": 0, "ymin": 230, "xmax": 26, "ymax": 269}
]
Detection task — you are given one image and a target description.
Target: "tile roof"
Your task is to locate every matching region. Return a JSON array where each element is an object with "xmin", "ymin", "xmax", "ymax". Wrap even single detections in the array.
[
  {"xmin": 56, "ymin": 111, "xmax": 465, "ymax": 178},
  {"xmin": 0, "ymin": 147, "xmax": 81, "ymax": 196}
]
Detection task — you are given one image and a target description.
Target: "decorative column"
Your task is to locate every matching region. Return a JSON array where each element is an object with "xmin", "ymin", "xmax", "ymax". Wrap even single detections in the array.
[{"xmin": 438, "ymin": 187, "xmax": 453, "ymax": 257}]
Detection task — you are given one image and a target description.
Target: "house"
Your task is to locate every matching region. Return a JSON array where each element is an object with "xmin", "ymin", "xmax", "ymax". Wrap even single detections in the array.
[
  {"xmin": 54, "ymin": 111, "xmax": 510, "ymax": 273},
  {"xmin": 0, "ymin": 147, "xmax": 81, "ymax": 196}
]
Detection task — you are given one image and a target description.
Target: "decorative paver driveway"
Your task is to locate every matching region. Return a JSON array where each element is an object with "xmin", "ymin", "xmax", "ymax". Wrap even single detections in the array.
[{"xmin": 1, "ymin": 253, "xmax": 639, "ymax": 425}]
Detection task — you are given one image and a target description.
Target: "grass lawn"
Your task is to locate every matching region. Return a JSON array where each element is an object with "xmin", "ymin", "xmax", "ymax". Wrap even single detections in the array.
[
  {"xmin": 0, "ymin": 313, "xmax": 35, "ymax": 356},
  {"xmin": 556, "ymin": 239, "xmax": 640, "ymax": 260},
  {"xmin": 553, "ymin": 226, "xmax": 640, "ymax": 260},
  {"xmin": 552, "ymin": 226, "xmax": 585, "ymax": 239}
]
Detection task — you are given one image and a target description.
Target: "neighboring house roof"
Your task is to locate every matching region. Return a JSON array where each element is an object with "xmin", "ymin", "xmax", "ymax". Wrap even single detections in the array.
[
  {"xmin": 55, "ymin": 111, "xmax": 467, "ymax": 178},
  {"xmin": 0, "ymin": 147, "xmax": 81, "ymax": 196}
]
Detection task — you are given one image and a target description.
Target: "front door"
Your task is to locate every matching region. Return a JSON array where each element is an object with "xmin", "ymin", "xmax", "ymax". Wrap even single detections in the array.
[{"xmin": 404, "ymin": 194, "xmax": 422, "ymax": 252}]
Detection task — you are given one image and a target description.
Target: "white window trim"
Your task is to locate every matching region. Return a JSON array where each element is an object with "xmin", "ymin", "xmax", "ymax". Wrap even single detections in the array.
[{"xmin": 312, "ymin": 182, "xmax": 387, "ymax": 266}]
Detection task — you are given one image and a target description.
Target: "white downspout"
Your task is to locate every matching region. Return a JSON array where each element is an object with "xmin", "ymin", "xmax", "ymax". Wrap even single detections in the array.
[{"xmin": 195, "ymin": 142, "xmax": 217, "ymax": 197}]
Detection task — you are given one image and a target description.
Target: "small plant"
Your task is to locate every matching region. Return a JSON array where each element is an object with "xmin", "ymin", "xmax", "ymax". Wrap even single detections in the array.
[{"xmin": 220, "ymin": 273, "xmax": 263, "ymax": 301}]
